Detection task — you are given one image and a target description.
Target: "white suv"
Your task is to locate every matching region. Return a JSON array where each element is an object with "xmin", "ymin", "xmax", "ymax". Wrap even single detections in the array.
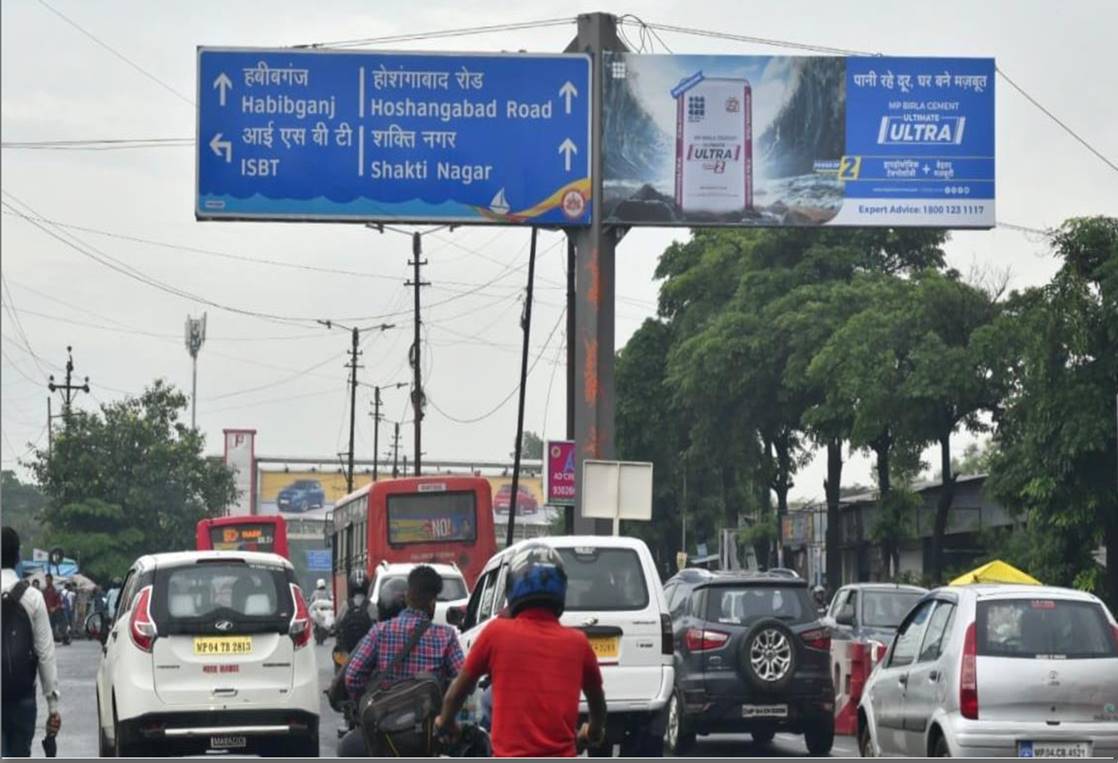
[
  {"xmin": 369, "ymin": 561, "xmax": 470, "ymax": 625},
  {"xmin": 91, "ymin": 551, "xmax": 320, "ymax": 756},
  {"xmin": 453, "ymin": 535, "xmax": 674, "ymax": 756}
]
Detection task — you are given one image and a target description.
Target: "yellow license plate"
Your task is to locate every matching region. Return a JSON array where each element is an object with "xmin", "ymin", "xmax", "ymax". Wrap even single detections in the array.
[
  {"xmin": 588, "ymin": 636, "xmax": 619, "ymax": 660},
  {"xmin": 193, "ymin": 636, "xmax": 252, "ymax": 656}
]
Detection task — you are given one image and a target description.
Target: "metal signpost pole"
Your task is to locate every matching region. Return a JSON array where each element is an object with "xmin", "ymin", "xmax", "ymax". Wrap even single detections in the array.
[
  {"xmin": 506, "ymin": 228, "xmax": 538, "ymax": 547},
  {"xmin": 565, "ymin": 13, "xmax": 627, "ymax": 536}
]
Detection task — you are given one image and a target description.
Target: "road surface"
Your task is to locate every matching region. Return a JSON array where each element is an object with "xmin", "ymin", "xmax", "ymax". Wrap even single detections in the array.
[{"xmin": 32, "ymin": 638, "xmax": 857, "ymax": 757}]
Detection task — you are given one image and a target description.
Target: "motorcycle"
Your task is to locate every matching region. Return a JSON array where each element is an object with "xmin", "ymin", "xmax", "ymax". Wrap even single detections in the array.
[{"xmin": 311, "ymin": 598, "xmax": 335, "ymax": 645}]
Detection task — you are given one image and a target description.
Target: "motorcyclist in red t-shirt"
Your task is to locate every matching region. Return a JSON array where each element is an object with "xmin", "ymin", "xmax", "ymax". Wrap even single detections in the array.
[{"xmin": 435, "ymin": 544, "xmax": 608, "ymax": 757}]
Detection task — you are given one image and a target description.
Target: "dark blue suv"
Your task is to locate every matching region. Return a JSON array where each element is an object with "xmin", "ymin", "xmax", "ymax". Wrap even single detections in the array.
[{"xmin": 662, "ymin": 569, "xmax": 835, "ymax": 755}]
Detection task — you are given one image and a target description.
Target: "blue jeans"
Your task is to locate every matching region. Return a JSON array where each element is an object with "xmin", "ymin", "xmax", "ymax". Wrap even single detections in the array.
[{"xmin": 1, "ymin": 695, "xmax": 37, "ymax": 757}]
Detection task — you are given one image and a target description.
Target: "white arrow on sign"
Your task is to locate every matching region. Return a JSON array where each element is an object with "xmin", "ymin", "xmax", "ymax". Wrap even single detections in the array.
[
  {"xmin": 213, "ymin": 72, "xmax": 233, "ymax": 107},
  {"xmin": 210, "ymin": 132, "xmax": 232, "ymax": 163},
  {"xmin": 558, "ymin": 138, "xmax": 577, "ymax": 172},
  {"xmin": 559, "ymin": 81, "xmax": 578, "ymax": 115}
]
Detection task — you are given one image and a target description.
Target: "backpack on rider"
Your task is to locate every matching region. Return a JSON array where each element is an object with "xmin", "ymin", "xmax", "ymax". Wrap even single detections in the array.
[{"xmin": 2, "ymin": 581, "xmax": 39, "ymax": 702}]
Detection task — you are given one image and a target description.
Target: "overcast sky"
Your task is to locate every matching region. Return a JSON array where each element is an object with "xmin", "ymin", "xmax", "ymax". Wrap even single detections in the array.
[{"xmin": 3, "ymin": 0, "xmax": 1116, "ymax": 503}]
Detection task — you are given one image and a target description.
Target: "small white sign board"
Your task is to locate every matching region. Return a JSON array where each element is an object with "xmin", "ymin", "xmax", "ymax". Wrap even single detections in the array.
[{"xmin": 582, "ymin": 459, "xmax": 653, "ymax": 535}]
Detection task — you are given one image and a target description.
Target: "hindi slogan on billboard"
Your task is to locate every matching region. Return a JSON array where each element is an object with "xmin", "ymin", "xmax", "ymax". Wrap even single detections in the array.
[
  {"xmin": 602, "ymin": 53, "xmax": 994, "ymax": 228},
  {"xmin": 547, "ymin": 440, "xmax": 576, "ymax": 506},
  {"xmin": 197, "ymin": 48, "xmax": 592, "ymax": 225}
]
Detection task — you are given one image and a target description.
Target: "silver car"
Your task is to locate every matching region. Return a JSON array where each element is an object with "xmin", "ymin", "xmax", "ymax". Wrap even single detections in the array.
[{"xmin": 858, "ymin": 584, "xmax": 1118, "ymax": 758}]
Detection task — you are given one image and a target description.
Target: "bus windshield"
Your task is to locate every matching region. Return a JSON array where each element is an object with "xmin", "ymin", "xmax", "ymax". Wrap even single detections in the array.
[
  {"xmin": 387, "ymin": 491, "xmax": 477, "ymax": 545},
  {"xmin": 208, "ymin": 522, "xmax": 278, "ymax": 553}
]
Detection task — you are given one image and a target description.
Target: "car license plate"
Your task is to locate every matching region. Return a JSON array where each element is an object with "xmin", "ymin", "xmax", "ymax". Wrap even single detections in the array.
[
  {"xmin": 210, "ymin": 735, "xmax": 247, "ymax": 749},
  {"xmin": 588, "ymin": 636, "xmax": 619, "ymax": 661},
  {"xmin": 742, "ymin": 704, "xmax": 789, "ymax": 718},
  {"xmin": 193, "ymin": 636, "xmax": 252, "ymax": 656},
  {"xmin": 1018, "ymin": 741, "xmax": 1092, "ymax": 758}
]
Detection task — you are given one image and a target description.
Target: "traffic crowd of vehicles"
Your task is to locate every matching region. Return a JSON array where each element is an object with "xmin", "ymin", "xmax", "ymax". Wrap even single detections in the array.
[{"xmin": 11, "ymin": 474, "xmax": 1114, "ymax": 757}]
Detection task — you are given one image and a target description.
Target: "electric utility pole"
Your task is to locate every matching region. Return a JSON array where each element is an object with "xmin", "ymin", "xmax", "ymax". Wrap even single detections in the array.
[
  {"xmin": 392, "ymin": 422, "xmax": 401, "ymax": 478},
  {"xmin": 318, "ymin": 321, "xmax": 394, "ymax": 493},
  {"xmin": 371, "ymin": 382, "xmax": 407, "ymax": 480},
  {"xmin": 185, "ymin": 312, "xmax": 207, "ymax": 429},
  {"xmin": 405, "ymin": 232, "xmax": 429, "ymax": 476},
  {"xmin": 48, "ymin": 345, "xmax": 90, "ymax": 422}
]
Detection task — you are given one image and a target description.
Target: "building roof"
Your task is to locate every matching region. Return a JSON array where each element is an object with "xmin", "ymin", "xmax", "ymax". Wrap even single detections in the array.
[{"xmin": 840, "ymin": 473, "xmax": 989, "ymax": 505}]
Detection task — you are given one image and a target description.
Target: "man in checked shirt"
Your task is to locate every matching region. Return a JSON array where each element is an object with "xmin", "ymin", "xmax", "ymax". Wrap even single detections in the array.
[{"xmin": 336, "ymin": 565, "xmax": 464, "ymax": 756}]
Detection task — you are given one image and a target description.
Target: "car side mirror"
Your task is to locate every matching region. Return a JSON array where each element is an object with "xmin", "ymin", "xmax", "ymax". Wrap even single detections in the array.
[
  {"xmin": 836, "ymin": 608, "xmax": 855, "ymax": 627},
  {"xmin": 446, "ymin": 605, "xmax": 466, "ymax": 629},
  {"xmin": 85, "ymin": 612, "xmax": 108, "ymax": 644}
]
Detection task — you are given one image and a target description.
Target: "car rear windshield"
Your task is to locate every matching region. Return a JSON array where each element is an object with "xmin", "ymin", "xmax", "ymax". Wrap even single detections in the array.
[
  {"xmin": 862, "ymin": 590, "xmax": 924, "ymax": 628},
  {"xmin": 380, "ymin": 575, "xmax": 468, "ymax": 602},
  {"xmin": 152, "ymin": 562, "xmax": 293, "ymax": 634},
  {"xmin": 557, "ymin": 547, "xmax": 649, "ymax": 611},
  {"xmin": 977, "ymin": 599, "xmax": 1118, "ymax": 659},
  {"xmin": 705, "ymin": 585, "xmax": 815, "ymax": 626}
]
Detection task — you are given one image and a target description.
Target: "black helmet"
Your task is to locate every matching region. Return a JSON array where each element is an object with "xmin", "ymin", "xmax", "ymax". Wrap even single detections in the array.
[
  {"xmin": 506, "ymin": 543, "xmax": 567, "ymax": 617},
  {"xmin": 348, "ymin": 569, "xmax": 369, "ymax": 600},
  {"xmin": 376, "ymin": 577, "xmax": 408, "ymax": 621}
]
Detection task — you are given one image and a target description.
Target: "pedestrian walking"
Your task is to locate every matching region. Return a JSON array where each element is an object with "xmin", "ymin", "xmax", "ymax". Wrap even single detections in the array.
[{"xmin": 2, "ymin": 527, "xmax": 62, "ymax": 757}]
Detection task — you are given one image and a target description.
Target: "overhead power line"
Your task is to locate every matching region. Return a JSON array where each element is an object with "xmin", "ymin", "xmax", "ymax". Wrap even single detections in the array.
[
  {"xmin": 37, "ymin": 0, "xmax": 194, "ymax": 107},
  {"xmin": 295, "ymin": 17, "xmax": 575, "ymax": 49}
]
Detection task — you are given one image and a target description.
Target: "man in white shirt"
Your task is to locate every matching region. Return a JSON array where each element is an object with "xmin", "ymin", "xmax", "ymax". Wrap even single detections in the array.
[{"xmin": 2, "ymin": 527, "xmax": 62, "ymax": 757}]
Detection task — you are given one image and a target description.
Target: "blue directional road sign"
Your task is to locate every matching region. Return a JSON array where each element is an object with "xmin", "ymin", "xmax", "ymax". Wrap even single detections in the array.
[{"xmin": 197, "ymin": 48, "xmax": 592, "ymax": 225}]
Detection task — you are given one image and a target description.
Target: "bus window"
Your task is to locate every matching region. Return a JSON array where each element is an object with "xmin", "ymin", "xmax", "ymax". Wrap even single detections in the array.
[{"xmin": 387, "ymin": 492, "xmax": 477, "ymax": 545}]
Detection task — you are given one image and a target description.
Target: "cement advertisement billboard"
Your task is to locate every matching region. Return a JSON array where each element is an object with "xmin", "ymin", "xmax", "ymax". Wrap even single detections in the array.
[
  {"xmin": 257, "ymin": 469, "xmax": 558, "ymax": 526},
  {"xmin": 602, "ymin": 53, "xmax": 994, "ymax": 228}
]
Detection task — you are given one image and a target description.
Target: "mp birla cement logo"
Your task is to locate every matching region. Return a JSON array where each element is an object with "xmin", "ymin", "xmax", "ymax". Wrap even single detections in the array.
[{"xmin": 877, "ymin": 115, "xmax": 967, "ymax": 145}]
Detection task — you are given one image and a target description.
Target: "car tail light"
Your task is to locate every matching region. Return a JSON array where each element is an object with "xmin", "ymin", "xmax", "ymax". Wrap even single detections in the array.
[
  {"xmin": 129, "ymin": 585, "xmax": 157, "ymax": 652},
  {"xmin": 661, "ymin": 613, "xmax": 673, "ymax": 655},
  {"xmin": 289, "ymin": 583, "xmax": 311, "ymax": 649},
  {"xmin": 960, "ymin": 621, "xmax": 978, "ymax": 720},
  {"xmin": 1110, "ymin": 624, "xmax": 1118, "ymax": 651},
  {"xmin": 800, "ymin": 627, "xmax": 831, "ymax": 652},
  {"xmin": 684, "ymin": 628, "xmax": 729, "ymax": 651}
]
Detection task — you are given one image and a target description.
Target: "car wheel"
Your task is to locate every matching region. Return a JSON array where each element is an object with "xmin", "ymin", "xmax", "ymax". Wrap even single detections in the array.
[
  {"xmin": 932, "ymin": 734, "xmax": 950, "ymax": 758},
  {"xmin": 741, "ymin": 618, "xmax": 798, "ymax": 692},
  {"xmin": 97, "ymin": 695, "xmax": 115, "ymax": 757},
  {"xmin": 751, "ymin": 729, "xmax": 775, "ymax": 746},
  {"xmin": 804, "ymin": 717, "xmax": 835, "ymax": 756},
  {"xmin": 664, "ymin": 692, "xmax": 695, "ymax": 755},
  {"xmin": 858, "ymin": 719, "xmax": 875, "ymax": 757},
  {"xmin": 113, "ymin": 702, "xmax": 142, "ymax": 757}
]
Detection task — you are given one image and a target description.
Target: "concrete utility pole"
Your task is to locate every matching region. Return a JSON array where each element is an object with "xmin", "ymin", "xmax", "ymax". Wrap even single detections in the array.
[
  {"xmin": 406, "ymin": 233, "xmax": 429, "ymax": 477},
  {"xmin": 184, "ymin": 313, "xmax": 207, "ymax": 429},
  {"xmin": 48, "ymin": 345, "xmax": 90, "ymax": 421},
  {"xmin": 392, "ymin": 422, "xmax": 401, "ymax": 478},
  {"xmin": 565, "ymin": 13, "xmax": 627, "ymax": 534},
  {"xmin": 318, "ymin": 320, "xmax": 394, "ymax": 493},
  {"xmin": 371, "ymin": 382, "xmax": 407, "ymax": 480}
]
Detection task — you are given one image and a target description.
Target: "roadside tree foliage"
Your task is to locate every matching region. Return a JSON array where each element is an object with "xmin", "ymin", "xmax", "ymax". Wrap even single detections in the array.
[
  {"xmin": 618, "ymin": 217, "xmax": 1115, "ymax": 608},
  {"xmin": 28, "ymin": 381, "xmax": 236, "ymax": 582}
]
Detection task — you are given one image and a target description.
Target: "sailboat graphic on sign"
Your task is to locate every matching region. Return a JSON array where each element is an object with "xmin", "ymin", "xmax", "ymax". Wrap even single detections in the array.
[{"xmin": 489, "ymin": 188, "xmax": 510, "ymax": 216}]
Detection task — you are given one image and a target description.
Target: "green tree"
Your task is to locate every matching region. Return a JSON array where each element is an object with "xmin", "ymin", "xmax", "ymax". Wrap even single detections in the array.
[
  {"xmin": 984, "ymin": 216, "xmax": 1118, "ymax": 606},
  {"xmin": 28, "ymin": 381, "xmax": 237, "ymax": 582},
  {"xmin": 903, "ymin": 270, "xmax": 1000, "ymax": 582},
  {"xmin": 513, "ymin": 430, "xmax": 543, "ymax": 461},
  {"xmin": 0, "ymin": 470, "xmax": 49, "ymax": 553}
]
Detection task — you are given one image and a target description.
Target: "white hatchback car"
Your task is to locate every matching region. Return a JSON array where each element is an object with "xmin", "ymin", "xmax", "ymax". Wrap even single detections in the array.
[
  {"xmin": 91, "ymin": 551, "xmax": 320, "ymax": 757},
  {"xmin": 858, "ymin": 584, "xmax": 1118, "ymax": 758},
  {"xmin": 368, "ymin": 561, "xmax": 470, "ymax": 625},
  {"xmin": 452, "ymin": 535, "xmax": 674, "ymax": 756}
]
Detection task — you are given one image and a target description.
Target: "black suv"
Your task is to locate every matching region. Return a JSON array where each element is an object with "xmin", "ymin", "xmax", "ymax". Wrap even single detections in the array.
[{"xmin": 662, "ymin": 569, "xmax": 834, "ymax": 755}]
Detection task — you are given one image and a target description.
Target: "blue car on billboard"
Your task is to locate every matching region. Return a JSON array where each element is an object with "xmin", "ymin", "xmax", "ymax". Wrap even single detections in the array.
[{"xmin": 277, "ymin": 479, "xmax": 325, "ymax": 513}]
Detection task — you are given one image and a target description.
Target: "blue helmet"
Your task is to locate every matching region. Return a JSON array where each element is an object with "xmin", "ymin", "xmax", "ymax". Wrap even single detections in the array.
[{"xmin": 506, "ymin": 544, "xmax": 567, "ymax": 616}]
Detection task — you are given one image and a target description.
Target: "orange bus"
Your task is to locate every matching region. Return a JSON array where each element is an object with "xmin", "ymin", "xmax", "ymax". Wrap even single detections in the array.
[
  {"xmin": 196, "ymin": 515, "xmax": 290, "ymax": 559},
  {"xmin": 329, "ymin": 476, "xmax": 495, "ymax": 600}
]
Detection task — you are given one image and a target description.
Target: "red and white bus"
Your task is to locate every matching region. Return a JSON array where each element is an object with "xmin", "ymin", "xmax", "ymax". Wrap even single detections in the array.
[
  {"xmin": 196, "ymin": 515, "xmax": 290, "ymax": 559},
  {"xmin": 329, "ymin": 476, "xmax": 495, "ymax": 600}
]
